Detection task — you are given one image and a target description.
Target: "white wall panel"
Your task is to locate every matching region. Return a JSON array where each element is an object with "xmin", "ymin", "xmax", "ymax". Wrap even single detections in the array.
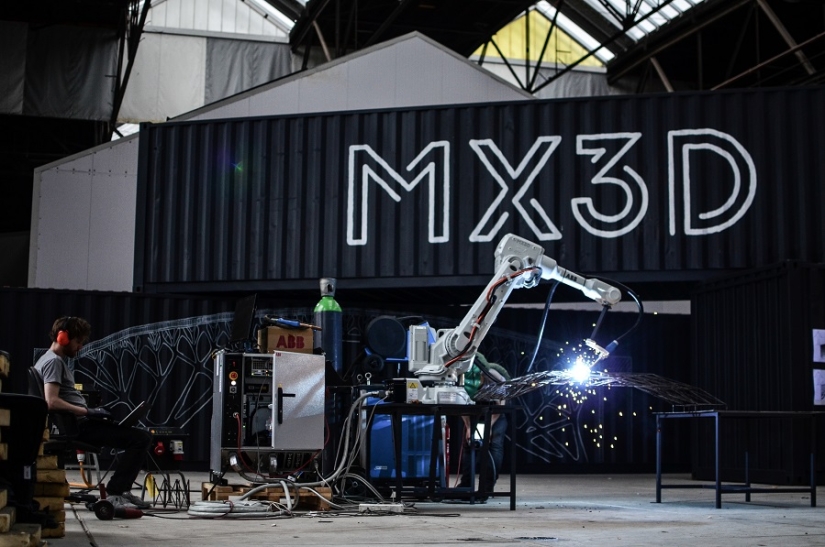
[
  {"xmin": 89, "ymin": 138, "xmax": 139, "ymax": 176},
  {"xmin": 119, "ymin": 34, "xmax": 164, "ymax": 121},
  {"xmin": 180, "ymin": 0, "xmax": 196, "ymax": 29},
  {"xmin": 30, "ymin": 138, "xmax": 139, "ymax": 291},
  {"xmin": 297, "ymin": 63, "xmax": 350, "ymax": 112},
  {"xmin": 166, "ymin": 1, "xmax": 181, "ymax": 28},
  {"xmin": 119, "ymin": 33, "xmax": 206, "ymax": 123},
  {"xmin": 189, "ymin": 33, "xmax": 531, "ymax": 123},
  {"xmin": 201, "ymin": 98, "xmax": 250, "ymax": 120},
  {"xmin": 395, "ymin": 38, "xmax": 443, "ymax": 105},
  {"xmin": 33, "ymin": 170, "xmax": 93, "ymax": 290},
  {"xmin": 87, "ymin": 168, "xmax": 138, "ymax": 291},
  {"xmin": 345, "ymin": 51, "xmax": 397, "ymax": 110},
  {"xmin": 148, "ymin": 0, "xmax": 287, "ymax": 36},
  {"xmin": 158, "ymin": 34, "xmax": 206, "ymax": 117},
  {"xmin": 148, "ymin": 2, "xmax": 168, "ymax": 26},
  {"xmin": 235, "ymin": 1, "xmax": 249, "ymax": 34},
  {"xmin": 193, "ymin": 0, "xmax": 209, "ymax": 30},
  {"xmin": 223, "ymin": 0, "xmax": 237, "ymax": 32},
  {"xmin": 248, "ymin": 83, "xmax": 300, "ymax": 118},
  {"xmin": 207, "ymin": 0, "xmax": 223, "ymax": 31}
]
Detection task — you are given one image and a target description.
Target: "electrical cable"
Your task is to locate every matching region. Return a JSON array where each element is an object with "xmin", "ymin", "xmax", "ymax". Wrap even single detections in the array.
[
  {"xmin": 446, "ymin": 266, "xmax": 541, "ymax": 368},
  {"xmin": 194, "ymin": 390, "xmax": 386, "ymax": 517},
  {"xmin": 596, "ymin": 278, "xmax": 644, "ymax": 352},
  {"xmin": 340, "ymin": 472, "xmax": 386, "ymax": 503},
  {"xmin": 450, "ymin": 424, "xmax": 498, "ymax": 495},
  {"xmin": 186, "ymin": 500, "xmax": 289, "ymax": 519},
  {"xmin": 588, "ymin": 304, "xmax": 610, "ymax": 342},
  {"xmin": 524, "ymin": 280, "xmax": 559, "ymax": 374}
]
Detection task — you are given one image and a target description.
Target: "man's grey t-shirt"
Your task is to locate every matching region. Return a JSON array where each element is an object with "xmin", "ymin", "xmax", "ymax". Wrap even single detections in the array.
[{"xmin": 34, "ymin": 350, "xmax": 88, "ymax": 408}]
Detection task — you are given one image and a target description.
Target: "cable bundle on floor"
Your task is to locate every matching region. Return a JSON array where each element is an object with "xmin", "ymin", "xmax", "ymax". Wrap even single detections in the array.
[{"xmin": 186, "ymin": 500, "xmax": 289, "ymax": 519}]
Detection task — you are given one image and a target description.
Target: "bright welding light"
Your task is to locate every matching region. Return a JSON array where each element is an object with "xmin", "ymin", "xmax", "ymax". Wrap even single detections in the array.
[{"xmin": 569, "ymin": 356, "xmax": 592, "ymax": 384}]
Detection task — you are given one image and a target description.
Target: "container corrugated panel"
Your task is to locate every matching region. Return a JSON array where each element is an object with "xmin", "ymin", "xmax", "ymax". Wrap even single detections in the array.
[
  {"xmin": 136, "ymin": 87, "xmax": 825, "ymax": 295},
  {"xmin": 690, "ymin": 261, "xmax": 825, "ymax": 484}
]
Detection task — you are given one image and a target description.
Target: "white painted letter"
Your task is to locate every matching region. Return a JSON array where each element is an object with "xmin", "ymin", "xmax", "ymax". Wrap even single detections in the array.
[
  {"xmin": 346, "ymin": 142, "xmax": 450, "ymax": 246},
  {"xmin": 572, "ymin": 133, "xmax": 648, "ymax": 238},
  {"xmin": 468, "ymin": 136, "xmax": 563, "ymax": 243},
  {"xmin": 668, "ymin": 129, "xmax": 756, "ymax": 236}
]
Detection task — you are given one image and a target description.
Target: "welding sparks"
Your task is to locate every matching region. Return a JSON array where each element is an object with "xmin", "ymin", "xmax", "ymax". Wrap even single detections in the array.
[{"xmin": 569, "ymin": 356, "xmax": 592, "ymax": 383}]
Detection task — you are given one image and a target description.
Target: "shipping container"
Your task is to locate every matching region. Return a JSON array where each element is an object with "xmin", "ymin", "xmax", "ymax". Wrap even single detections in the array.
[
  {"xmin": 136, "ymin": 87, "xmax": 825, "ymax": 302},
  {"xmin": 691, "ymin": 261, "xmax": 825, "ymax": 484}
]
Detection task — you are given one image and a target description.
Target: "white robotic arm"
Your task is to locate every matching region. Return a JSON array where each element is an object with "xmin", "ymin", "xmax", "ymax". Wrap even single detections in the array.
[{"xmin": 407, "ymin": 234, "xmax": 621, "ymax": 404}]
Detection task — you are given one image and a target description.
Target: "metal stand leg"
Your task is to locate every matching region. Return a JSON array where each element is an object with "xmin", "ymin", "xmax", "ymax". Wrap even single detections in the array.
[
  {"xmin": 509, "ymin": 409, "xmax": 516, "ymax": 511},
  {"xmin": 715, "ymin": 414, "xmax": 721, "ymax": 509},
  {"xmin": 655, "ymin": 414, "xmax": 662, "ymax": 503}
]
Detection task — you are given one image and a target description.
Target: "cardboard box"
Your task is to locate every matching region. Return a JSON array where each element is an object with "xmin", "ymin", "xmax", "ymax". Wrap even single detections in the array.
[{"xmin": 257, "ymin": 326, "xmax": 314, "ymax": 354}]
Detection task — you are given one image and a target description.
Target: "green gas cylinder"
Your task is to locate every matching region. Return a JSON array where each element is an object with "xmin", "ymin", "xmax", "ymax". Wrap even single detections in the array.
[{"xmin": 313, "ymin": 277, "xmax": 343, "ymax": 374}]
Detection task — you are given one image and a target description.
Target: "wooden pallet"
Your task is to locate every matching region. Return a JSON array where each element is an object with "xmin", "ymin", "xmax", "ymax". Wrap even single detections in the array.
[
  {"xmin": 201, "ymin": 483, "xmax": 332, "ymax": 511},
  {"xmin": 33, "ymin": 421, "xmax": 65, "ymax": 539}
]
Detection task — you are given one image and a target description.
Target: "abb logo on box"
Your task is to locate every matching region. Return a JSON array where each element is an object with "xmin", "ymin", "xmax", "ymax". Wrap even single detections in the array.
[{"xmin": 274, "ymin": 334, "xmax": 306, "ymax": 350}]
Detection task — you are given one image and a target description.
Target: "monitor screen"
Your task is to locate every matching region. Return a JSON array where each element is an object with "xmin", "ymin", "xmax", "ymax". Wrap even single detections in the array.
[{"xmin": 230, "ymin": 294, "xmax": 257, "ymax": 344}]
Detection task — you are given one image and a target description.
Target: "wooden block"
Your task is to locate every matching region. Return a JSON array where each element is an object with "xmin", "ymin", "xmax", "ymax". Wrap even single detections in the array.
[
  {"xmin": 0, "ymin": 353, "xmax": 8, "ymax": 378},
  {"xmin": 9, "ymin": 523, "xmax": 41, "ymax": 547},
  {"xmin": 0, "ymin": 506, "xmax": 16, "ymax": 533},
  {"xmin": 33, "ymin": 482, "xmax": 68, "ymax": 498},
  {"xmin": 0, "ymin": 444, "xmax": 6, "ymax": 461},
  {"xmin": 41, "ymin": 521, "xmax": 65, "ymax": 539},
  {"xmin": 36, "ymin": 444, "xmax": 43, "ymax": 457},
  {"xmin": 0, "ymin": 489, "xmax": 6, "ymax": 510},
  {"xmin": 200, "ymin": 483, "xmax": 235, "ymax": 501},
  {"xmin": 35, "ymin": 469, "xmax": 65, "ymax": 484},
  {"xmin": 200, "ymin": 482, "xmax": 333, "ymax": 509},
  {"xmin": 0, "ymin": 530, "xmax": 31, "ymax": 547},
  {"xmin": 32, "ymin": 498, "xmax": 64, "ymax": 513},
  {"xmin": 211, "ymin": 482, "xmax": 332, "ymax": 511},
  {"xmin": 283, "ymin": 487, "xmax": 332, "ymax": 511},
  {"xmin": 0, "ymin": 409, "xmax": 8, "ymax": 427},
  {"xmin": 36, "ymin": 456, "xmax": 58, "ymax": 470}
]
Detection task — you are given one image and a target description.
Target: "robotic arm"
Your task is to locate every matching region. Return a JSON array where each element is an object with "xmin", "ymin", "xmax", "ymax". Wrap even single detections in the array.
[{"xmin": 407, "ymin": 234, "xmax": 621, "ymax": 404}]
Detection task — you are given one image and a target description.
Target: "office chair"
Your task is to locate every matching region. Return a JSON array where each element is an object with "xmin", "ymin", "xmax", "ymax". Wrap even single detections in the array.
[{"xmin": 26, "ymin": 366, "xmax": 102, "ymax": 487}]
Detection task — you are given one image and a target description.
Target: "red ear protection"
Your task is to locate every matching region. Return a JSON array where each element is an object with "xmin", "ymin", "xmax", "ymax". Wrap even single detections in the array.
[{"xmin": 56, "ymin": 317, "xmax": 73, "ymax": 346}]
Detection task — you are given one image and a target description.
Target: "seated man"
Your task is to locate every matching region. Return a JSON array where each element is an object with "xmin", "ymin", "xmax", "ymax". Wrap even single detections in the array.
[
  {"xmin": 458, "ymin": 352, "xmax": 510, "ymax": 500},
  {"xmin": 33, "ymin": 316, "xmax": 152, "ymax": 510}
]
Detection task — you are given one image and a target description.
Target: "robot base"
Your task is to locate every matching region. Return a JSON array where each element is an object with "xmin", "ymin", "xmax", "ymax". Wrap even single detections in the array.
[{"xmin": 418, "ymin": 383, "xmax": 473, "ymax": 405}]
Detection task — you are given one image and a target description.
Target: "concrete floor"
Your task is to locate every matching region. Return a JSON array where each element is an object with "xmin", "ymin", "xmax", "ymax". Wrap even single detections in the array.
[{"xmin": 49, "ymin": 472, "xmax": 825, "ymax": 546}]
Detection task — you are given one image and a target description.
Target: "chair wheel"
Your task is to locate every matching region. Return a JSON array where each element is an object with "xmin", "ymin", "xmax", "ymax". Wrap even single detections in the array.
[{"xmin": 93, "ymin": 499, "xmax": 115, "ymax": 520}]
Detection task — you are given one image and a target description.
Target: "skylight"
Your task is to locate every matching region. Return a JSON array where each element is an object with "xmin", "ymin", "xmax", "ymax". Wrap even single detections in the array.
[
  {"xmin": 247, "ymin": 0, "xmax": 299, "ymax": 30},
  {"xmin": 535, "ymin": 2, "xmax": 615, "ymax": 63},
  {"xmin": 536, "ymin": 0, "xmax": 706, "ymax": 62}
]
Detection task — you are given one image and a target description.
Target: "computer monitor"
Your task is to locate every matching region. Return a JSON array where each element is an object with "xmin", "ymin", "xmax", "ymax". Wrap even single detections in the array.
[{"xmin": 229, "ymin": 294, "xmax": 257, "ymax": 347}]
